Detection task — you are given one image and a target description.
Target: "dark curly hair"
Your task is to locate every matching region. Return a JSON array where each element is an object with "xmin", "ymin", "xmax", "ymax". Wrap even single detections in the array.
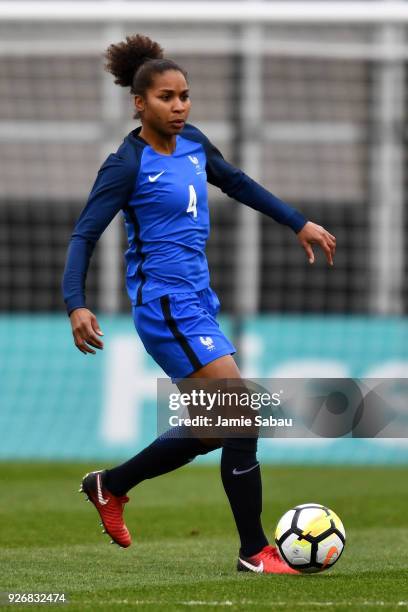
[{"xmin": 104, "ymin": 34, "xmax": 188, "ymax": 119}]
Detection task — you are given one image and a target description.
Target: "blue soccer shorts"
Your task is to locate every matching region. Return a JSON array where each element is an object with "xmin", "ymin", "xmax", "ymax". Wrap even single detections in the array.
[{"xmin": 132, "ymin": 286, "xmax": 237, "ymax": 383}]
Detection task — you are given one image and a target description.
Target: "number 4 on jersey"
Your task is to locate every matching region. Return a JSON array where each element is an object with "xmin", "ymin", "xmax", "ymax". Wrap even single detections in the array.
[{"xmin": 186, "ymin": 184, "xmax": 197, "ymax": 218}]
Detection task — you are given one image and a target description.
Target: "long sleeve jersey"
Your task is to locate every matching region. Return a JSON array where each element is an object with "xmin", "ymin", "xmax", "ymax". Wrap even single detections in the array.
[{"xmin": 62, "ymin": 123, "xmax": 307, "ymax": 314}]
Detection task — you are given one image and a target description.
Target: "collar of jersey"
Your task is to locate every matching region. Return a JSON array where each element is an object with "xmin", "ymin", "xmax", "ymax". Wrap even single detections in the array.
[{"xmin": 130, "ymin": 126, "xmax": 179, "ymax": 158}]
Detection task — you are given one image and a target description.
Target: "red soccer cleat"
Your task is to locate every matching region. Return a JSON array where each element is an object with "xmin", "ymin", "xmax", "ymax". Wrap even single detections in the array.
[
  {"xmin": 79, "ymin": 469, "xmax": 131, "ymax": 548},
  {"xmin": 237, "ymin": 544, "xmax": 299, "ymax": 574}
]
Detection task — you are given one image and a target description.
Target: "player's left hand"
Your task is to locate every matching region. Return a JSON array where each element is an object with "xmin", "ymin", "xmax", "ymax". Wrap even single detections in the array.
[{"xmin": 297, "ymin": 221, "xmax": 336, "ymax": 266}]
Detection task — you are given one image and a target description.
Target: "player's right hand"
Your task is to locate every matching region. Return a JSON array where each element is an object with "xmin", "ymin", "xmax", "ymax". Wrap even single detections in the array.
[{"xmin": 70, "ymin": 308, "xmax": 104, "ymax": 355}]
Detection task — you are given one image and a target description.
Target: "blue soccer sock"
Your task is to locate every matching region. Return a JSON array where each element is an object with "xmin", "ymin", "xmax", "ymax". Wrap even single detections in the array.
[
  {"xmin": 104, "ymin": 426, "xmax": 219, "ymax": 496},
  {"xmin": 220, "ymin": 438, "xmax": 269, "ymax": 557}
]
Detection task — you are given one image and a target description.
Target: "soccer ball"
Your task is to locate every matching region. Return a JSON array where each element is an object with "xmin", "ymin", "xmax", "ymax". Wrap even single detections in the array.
[{"xmin": 275, "ymin": 503, "xmax": 345, "ymax": 573}]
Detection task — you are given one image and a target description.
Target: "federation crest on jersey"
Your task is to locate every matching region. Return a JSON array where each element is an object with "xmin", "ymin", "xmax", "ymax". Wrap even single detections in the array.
[
  {"xmin": 200, "ymin": 336, "xmax": 215, "ymax": 351},
  {"xmin": 188, "ymin": 155, "xmax": 202, "ymax": 173}
]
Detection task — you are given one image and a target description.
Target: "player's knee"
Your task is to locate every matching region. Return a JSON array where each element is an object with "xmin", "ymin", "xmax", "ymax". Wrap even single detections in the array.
[
  {"xmin": 196, "ymin": 437, "xmax": 222, "ymax": 454},
  {"xmin": 222, "ymin": 437, "xmax": 258, "ymax": 454}
]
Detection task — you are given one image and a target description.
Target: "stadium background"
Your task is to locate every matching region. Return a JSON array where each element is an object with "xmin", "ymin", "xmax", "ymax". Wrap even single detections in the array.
[{"xmin": 0, "ymin": 1, "xmax": 407, "ymax": 464}]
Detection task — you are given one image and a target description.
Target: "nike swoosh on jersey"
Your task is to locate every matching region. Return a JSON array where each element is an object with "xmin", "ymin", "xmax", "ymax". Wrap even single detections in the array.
[
  {"xmin": 232, "ymin": 463, "xmax": 259, "ymax": 476},
  {"xmin": 239, "ymin": 558, "xmax": 264, "ymax": 573},
  {"xmin": 96, "ymin": 472, "xmax": 109, "ymax": 505},
  {"xmin": 148, "ymin": 170, "xmax": 166, "ymax": 182}
]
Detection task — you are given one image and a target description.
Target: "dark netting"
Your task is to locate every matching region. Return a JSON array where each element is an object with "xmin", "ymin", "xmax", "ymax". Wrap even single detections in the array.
[{"xmin": 0, "ymin": 201, "xmax": 100, "ymax": 311}]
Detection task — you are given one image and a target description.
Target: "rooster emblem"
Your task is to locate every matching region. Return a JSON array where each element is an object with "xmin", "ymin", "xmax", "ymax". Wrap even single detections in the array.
[{"xmin": 200, "ymin": 336, "xmax": 215, "ymax": 350}]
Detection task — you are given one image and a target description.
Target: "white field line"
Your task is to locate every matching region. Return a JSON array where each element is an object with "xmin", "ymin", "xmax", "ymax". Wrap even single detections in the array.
[{"xmin": 84, "ymin": 601, "xmax": 408, "ymax": 608}]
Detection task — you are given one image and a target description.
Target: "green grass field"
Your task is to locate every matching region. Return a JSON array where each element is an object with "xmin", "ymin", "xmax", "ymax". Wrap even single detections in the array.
[{"xmin": 1, "ymin": 463, "xmax": 407, "ymax": 611}]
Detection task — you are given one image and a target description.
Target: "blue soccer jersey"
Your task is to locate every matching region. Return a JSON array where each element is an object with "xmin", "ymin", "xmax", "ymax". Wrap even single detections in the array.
[{"xmin": 62, "ymin": 123, "xmax": 307, "ymax": 314}]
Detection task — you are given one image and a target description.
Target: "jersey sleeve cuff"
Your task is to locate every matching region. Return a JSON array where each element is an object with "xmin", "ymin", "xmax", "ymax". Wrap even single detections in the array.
[
  {"xmin": 66, "ymin": 298, "xmax": 87, "ymax": 316},
  {"xmin": 286, "ymin": 210, "xmax": 308, "ymax": 233}
]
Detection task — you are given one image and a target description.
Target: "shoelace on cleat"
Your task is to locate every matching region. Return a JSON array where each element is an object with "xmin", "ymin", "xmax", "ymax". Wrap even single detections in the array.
[{"xmin": 262, "ymin": 546, "xmax": 281, "ymax": 561}]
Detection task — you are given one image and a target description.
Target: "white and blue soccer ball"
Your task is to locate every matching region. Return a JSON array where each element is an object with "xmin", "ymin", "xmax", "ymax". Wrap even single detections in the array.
[{"xmin": 275, "ymin": 503, "xmax": 346, "ymax": 573}]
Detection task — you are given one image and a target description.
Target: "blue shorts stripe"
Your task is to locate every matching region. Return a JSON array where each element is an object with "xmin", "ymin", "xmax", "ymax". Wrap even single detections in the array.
[{"xmin": 159, "ymin": 295, "xmax": 203, "ymax": 371}]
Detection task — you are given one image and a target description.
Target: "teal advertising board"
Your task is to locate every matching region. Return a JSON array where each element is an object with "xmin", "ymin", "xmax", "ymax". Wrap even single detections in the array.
[{"xmin": 0, "ymin": 315, "xmax": 406, "ymax": 463}]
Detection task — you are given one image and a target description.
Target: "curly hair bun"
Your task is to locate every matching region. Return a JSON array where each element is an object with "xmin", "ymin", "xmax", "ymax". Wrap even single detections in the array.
[{"xmin": 104, "ymin": 34, "xmax": 164, "ymax": 88}]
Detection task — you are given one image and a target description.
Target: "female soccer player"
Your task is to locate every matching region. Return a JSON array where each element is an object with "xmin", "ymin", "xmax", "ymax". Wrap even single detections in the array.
[{"xmin": 62, "ymin": 34, "xmax": 336, "ymax": 574}]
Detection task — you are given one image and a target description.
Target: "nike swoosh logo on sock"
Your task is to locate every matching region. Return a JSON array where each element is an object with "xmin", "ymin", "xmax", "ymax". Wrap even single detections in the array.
[{"xmin": 232, "ymin": 463, "xmax": 259, "ymax": 476}]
